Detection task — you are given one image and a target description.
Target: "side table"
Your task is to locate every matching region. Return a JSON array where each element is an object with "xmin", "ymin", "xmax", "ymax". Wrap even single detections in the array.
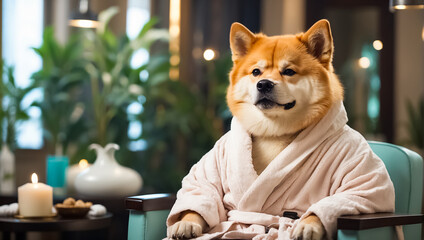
[{"xmin": 0, "ymin": 213, "xmax": 113, "ymax": 240}]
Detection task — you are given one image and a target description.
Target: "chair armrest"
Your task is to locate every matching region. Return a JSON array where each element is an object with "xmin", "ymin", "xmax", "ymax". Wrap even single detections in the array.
[
  {"xmin": 125, "ymin": 193, "xmax": 176, "ymax": 212},
  {"xmin": 337, "ymin": 213, "xmax": 424, "ymax": 230}
]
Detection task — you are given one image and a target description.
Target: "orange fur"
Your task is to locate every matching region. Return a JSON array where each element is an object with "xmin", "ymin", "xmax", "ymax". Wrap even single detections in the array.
[
  {"xmin": 302, "ymin": 214, "xmax": 323, "ymax": 225},
  {"xmin": 227, "ymin": 20, "xmax": 343, "ymax": 138},
  {"xmin": 180, "ymin": 211, "xmax": 208, "ymax": 230}
]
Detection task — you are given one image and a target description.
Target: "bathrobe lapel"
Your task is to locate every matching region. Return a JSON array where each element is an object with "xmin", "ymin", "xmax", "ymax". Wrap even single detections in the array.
[
  {"xmin": 231, "ymin": 102, "xmax": 348, "ymax": 212},
  {"xmin": 227, "ymin": 118, "xmax": 258, "ymax": 205}
]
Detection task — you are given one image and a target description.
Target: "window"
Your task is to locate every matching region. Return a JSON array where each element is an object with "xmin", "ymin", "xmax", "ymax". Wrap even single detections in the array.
[
  {"xmin": 2, "ymin": 0, "xmax": 44, "ymax": 149},
  {"xmin": 126, "ymin": 0, "xmax": 150, "ymax": 151}
]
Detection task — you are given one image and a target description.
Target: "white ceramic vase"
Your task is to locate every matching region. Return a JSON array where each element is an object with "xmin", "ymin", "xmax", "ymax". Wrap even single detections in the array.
[
  {"xmin": 74, "ymin": 143, "xmax": 142, "ymax": 197},
  {"xmin": 0, "ymin": 144, "xmax": 15, "ymax": 195}
]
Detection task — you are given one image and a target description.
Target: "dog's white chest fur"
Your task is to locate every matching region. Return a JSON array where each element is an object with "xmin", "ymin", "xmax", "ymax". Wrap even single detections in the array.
[{"xmin": 252, "ymin": 134, "xmax": 297, "ymax": 175}]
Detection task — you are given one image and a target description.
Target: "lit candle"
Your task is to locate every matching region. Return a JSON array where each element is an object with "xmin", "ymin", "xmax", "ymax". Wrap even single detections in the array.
[
  {"xmin": 18, "ymin": 173, "xmax": 53, "ymax": 217},
  {"xmin": 66, "ymin": 159, "xmax": 91, "ymax": 192}
]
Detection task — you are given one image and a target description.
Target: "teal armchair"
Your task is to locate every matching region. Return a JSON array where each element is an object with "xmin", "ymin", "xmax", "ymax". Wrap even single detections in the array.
[{"xmin": 126, "ymin": 142, "xmax": 424, "ymax": 239}]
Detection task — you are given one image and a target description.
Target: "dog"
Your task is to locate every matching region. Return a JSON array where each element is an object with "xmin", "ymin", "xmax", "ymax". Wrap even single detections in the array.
[{"xmin": 168, "ymin": 19, "xmax": 344, "ymax": 240}]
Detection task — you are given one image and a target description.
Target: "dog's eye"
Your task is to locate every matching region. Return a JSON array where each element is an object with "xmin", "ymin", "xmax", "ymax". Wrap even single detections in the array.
[
  {"xmin": 282, "ymin": 69, "xmax": 296, "ymax": 76},
  {"xmin": 252, "ymin": 69, "xmax": 261, "ymax": 77}
]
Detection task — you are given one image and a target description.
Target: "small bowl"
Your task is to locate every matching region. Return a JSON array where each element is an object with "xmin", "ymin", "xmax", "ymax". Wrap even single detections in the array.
[{"xmin": 55, "ymin": 205, "xmax": 90, "ymax": 218}]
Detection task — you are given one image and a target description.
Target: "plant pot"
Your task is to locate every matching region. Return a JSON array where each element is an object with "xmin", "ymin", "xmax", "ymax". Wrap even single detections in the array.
[{"xmin": 74, "ymin": 143, "xmax": 142, "ymax": 197}]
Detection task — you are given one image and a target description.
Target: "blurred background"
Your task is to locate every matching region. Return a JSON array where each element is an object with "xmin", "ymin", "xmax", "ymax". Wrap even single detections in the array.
[
  {"xmin": 0, "ymin": 0, "xmax": 423, "ymax": 239},
  {"xmin": 0, "ymin": 0, "xmax": 424, "ymax": 192},
  {"xmin": 1, "ymin": 0, "xmax": 423, "ymax": 193}
]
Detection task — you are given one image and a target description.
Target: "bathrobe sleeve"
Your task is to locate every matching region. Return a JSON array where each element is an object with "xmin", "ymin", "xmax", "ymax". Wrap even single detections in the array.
[
  {"xmin": 166, "ymin": 135, "xmax": 228, "ymax": 229},
  {"xmin": 304, "ymin": 132, "xmax": 395, "ymax": 239}
]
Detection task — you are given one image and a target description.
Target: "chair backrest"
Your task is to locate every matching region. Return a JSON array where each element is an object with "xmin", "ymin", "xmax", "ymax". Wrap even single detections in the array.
[
  {"xmin": 368, "ymin": 141, "xmax": 423, "ymax": 239},
  {"xmin": 368, "ymin": 141, "xmax": 423, "ymax": 214}
]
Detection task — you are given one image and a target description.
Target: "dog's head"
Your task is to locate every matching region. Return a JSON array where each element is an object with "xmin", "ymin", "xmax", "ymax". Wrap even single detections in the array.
[{"xmin": 226, "ymin": 20, "xmax": 343, "ymax": 137}]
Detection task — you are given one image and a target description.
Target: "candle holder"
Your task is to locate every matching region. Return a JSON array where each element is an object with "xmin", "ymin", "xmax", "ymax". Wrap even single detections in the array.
[{"xmin": 46, "ymin": 156, "xmax": 69, "ymax": 197}]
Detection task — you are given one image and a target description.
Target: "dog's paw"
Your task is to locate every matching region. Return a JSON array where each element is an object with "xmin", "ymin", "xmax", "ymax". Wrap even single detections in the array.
[
  {"xmin": 168, "ymin": 220, "xmax": 202, "ymax": 239},
  {"xmin": 292, "ymin": 215, "xmax": 324, "ymax": 240}
]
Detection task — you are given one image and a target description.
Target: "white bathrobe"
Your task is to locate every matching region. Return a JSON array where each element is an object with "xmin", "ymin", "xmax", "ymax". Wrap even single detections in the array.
[{"xmin": 167, "ymin": 101, "xmax": 395, "ymax": 239}]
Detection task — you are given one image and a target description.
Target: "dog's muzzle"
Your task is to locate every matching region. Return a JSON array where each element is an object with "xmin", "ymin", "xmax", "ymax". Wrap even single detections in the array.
[{"xmin": 255, "ymin": 79, "xmax": 296, "ymax": 110}]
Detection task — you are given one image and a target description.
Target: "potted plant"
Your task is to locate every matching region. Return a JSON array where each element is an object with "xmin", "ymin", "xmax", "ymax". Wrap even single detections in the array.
[{"xmin": 0, "ymin": 63, "xmax": 33, "ymax": 194}]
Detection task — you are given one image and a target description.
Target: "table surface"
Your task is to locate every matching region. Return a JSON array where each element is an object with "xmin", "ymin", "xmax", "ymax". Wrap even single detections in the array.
[{"xmin": 0, "ymin": 213, "xmax": 113, "ymax": 232}]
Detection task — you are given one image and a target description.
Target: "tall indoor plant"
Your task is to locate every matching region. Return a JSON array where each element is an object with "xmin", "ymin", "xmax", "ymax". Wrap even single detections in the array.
[
  {"xmin": 82, "ymin": 7, "xmax": 168, "ymax": 146},
  {"xmin": 31, "ymin": 27, "xmax": 88, "ymax": 156}
]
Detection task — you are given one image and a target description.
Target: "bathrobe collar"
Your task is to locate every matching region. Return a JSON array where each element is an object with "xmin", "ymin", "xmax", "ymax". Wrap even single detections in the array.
[{"xmin": 229, "ymin": 101, "xmax": 348, "ymax": 211}]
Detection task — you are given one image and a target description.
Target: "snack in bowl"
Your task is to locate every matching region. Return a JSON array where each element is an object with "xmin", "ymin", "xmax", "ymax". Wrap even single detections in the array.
[{"xmin": 55, "ymin": 197, "xmax": 92, "ymax": 218}]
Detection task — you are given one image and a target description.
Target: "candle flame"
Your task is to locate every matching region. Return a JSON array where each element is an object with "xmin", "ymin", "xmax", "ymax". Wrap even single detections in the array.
[
  {"xmin": 79, "ymin": 159, "xmax": 89, "ymax": 168},
  {"xmin": 31, "ymin": 173, "xmax": 38, "ymax": 184}
]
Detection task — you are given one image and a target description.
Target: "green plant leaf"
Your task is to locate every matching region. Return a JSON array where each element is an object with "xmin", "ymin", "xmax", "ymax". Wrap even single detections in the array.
[{"xmin": 97, "ymin": 6, "xmax": 120, "ymax": 35}]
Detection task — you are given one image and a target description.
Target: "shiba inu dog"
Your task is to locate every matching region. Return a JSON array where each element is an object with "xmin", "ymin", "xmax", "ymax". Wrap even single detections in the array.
[{"xmin": 169, "ymin": 19, "xmax": 343, "ymax": 240}]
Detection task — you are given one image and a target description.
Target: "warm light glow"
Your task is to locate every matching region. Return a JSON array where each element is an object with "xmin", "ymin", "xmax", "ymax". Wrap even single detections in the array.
[
  {"xmin": 170, "ymin": 55, "xmax": 180, "ymax": 66},
  {"xmin": 79, "ymin": 159, "xmax": 89, "ymax": 169},
  {"xmin": 31, "ymin": 173, "xmax": 38, "ymax": 184},
  {"xmin": 169, "ymin": 68, "xmax": 179, "ymax": 80},
  {"xmin": 169, "ymin": 25, "xmax": 180, "ymax": 38},
  {"xmin": 169, "ymin": 0, "xmax": 180, "ymax": 23},
  {"xmin": 394, "ymin": 4, "xmax": 407, "ymax": 9},
  {"xmin": 422, "ymin": 26, "xmax": 424, "ymax": 41},
  {"xmin": 69, "ymin": 19, "xmax": 99, "ymax": 28},
  {"xmin": 203, "ymin": 49, "xmax": 216, "ymax": 61},
  {"xmin": 169, "ymin": 0, "xmax": 181, "ymax": 81},
  {"xmin": 373, "ymin": 40, "xmax": 383, "ymax": 51},
  {"xmin": 393, "ymin": 4, "xmax": 424, "ymax": 10},
  {"xmin": 358, "ymin": 57, "xmax": 371, "ymax": 69}
]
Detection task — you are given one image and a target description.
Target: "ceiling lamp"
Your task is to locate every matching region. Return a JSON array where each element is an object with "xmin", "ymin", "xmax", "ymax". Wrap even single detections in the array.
[
  {"xmin": 390, "ymin": 0, "xmax": 424, "ymax": 11},
  {"xmin": 69, "ymin": 0, "xmax": 99, "ymax": 28}
]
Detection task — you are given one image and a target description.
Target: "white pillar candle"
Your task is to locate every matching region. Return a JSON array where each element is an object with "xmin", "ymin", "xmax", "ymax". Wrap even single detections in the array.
[{"xmin": 18, "ymin": 173, "xmax": 53, "ymax": 217}]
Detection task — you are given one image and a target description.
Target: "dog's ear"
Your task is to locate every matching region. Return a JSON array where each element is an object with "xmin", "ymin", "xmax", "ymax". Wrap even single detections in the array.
[
  {"xmin": 230, "ymin": 22, "xmax": 256, "ymax": 62},
  {"xmin": 301, "ymin": 19, "xmax": 333, "ymax": 68}
]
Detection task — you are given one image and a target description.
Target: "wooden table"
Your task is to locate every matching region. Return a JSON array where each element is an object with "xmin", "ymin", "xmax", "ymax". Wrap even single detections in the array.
[
  {"xmin": 0, "ymin": 213, "xmax": 113, "ymax": 240},
  {"xmin": 1, "ymin": 194, "xmax": 129, "ymax": 240}
]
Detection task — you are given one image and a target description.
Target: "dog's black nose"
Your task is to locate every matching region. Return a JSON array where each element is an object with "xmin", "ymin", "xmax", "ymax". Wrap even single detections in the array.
[{"xmin": 256, "ymin": 80, "xmax": 274, "ymax": 93}]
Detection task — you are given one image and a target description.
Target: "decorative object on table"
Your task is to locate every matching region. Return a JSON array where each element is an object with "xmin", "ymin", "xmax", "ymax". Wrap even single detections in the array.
[
  {"xmin": 18, "ymin": 173, "xmax": 53, "ymax": 217},
  {"xmin": 75, "ymin": 143, "xmax": 142, "ymax": 197},
  {"xmin": 0, "ymin": 203, "xmax": 18, "ymax": 217},
  {"xmin": 66, "ymin": 159, "xmax": 91, "ymax": 194},
  {"xmin": 0, "ymin": 144, "xmax": 15, "ymax": 195},
  {"xmin": 1, "ymin": 199, "xmax": 106, "ymax": 219},
  {"xmin": 46, "ymin": 155, "xmax": 69, "ymax": 197},
  {"xmin": 88, "ymin": 204, "xmax": 107, "ymax": 217},
  {"xmin": 55, "ymin": 197, "xmax": 92, "ymax": 218}
]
